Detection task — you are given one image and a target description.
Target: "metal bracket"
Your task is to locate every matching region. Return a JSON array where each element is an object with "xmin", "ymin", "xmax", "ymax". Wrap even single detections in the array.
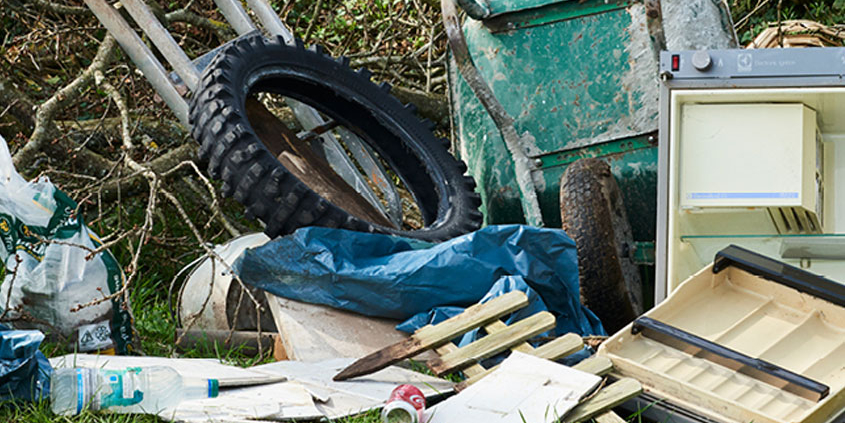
[{"xmin": 442, "ymin": 0, "xmax": 544, "ymax": 227}]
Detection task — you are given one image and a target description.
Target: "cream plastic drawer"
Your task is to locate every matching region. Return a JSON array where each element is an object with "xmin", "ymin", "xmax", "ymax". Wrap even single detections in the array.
[{"xmin": 599, "ymin": 246, "xmax": 845, "ymax": 423}]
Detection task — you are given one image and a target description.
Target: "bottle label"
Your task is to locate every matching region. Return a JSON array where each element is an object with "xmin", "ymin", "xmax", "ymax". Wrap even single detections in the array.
[
  {"xmin": 99, "ymin": 369, "xmax": 144, "ymax": 408},
  {"xmin": 75, "ymin": 369, "xmax": 86, "ymax": 415}
]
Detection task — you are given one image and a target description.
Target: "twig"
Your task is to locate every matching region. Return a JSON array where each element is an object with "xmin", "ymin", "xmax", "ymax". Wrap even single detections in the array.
[
  {"xmin": 735, "ymin": 0, "xmax": 771, "ymax": 31},
  {"xmin": 72, "ymin": 70, "xmax": 159, "ymax": 312},
  {"xmin": 777, "ymin": 0, "xmax": 784, "ymax": 47},
  {"xmin": 163, "ymin": 186, "xmax": 264, "ymax": 353},
  {"xmin": 165, "ymin": 8, "xmax": 235, "ymax": 40},
  {"xmin": 0, "ymin": 256, "xmax": 23, "ymax": 321},
  {"xmin": 164, "ymin": 161, "xmax": 241, "ymax": 238},
  {"xmin": 303, "ymin": 0, "xmax": 324, "ymax": 44}
]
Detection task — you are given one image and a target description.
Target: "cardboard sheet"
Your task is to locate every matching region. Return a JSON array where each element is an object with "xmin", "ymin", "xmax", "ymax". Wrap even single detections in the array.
[
  {"xmin": 252, "ymin": 358, "xmax": 455, "ymax": 420},
  {"xmin": 426, "ymin": 352, "xmax": 601, "ymax": 423}
]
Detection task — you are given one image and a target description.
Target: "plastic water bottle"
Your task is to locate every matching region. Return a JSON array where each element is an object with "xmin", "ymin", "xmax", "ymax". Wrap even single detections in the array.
[{"xmin": 50, "ymin": 366, "xmax": 219, "ymax": 415}]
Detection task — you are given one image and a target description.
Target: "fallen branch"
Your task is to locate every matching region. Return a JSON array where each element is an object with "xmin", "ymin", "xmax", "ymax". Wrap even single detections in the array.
[
  {"xmin": 28, "ymin": 0, "xmax": 92, "ymax": 16},
  {"xmin": 14, "ymin": 34, "xmax": 118, "ymax": 169},
  {"xmin": 391, "ymin": 85, "xmax": 449, "ymax": 127}
]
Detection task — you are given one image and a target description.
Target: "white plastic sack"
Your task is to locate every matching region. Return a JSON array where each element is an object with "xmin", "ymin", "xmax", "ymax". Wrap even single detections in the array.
[{"xmin": 0, "ymin": 136, "xmax": 134, "ymax": 354}]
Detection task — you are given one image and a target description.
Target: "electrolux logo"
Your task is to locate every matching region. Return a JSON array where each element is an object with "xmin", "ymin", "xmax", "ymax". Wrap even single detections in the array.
[{"xmin": 737, "ymin": 53, "xmax": 752, "ymax": 73}]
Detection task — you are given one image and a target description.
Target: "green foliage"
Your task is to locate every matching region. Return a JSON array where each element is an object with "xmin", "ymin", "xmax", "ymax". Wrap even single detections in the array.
[{"xmin": 732, "ymin": 0, "xmax": 845, "ymax": 44}]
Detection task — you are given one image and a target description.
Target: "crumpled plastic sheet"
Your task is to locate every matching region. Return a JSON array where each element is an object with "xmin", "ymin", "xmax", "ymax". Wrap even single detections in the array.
[
  {"xmin": 235, "ymin": 224, "xmax": 605, "ymax": 338},
  {"xmin": 0, "ymin": 324, "xmax": 51, "ymax": 401}
]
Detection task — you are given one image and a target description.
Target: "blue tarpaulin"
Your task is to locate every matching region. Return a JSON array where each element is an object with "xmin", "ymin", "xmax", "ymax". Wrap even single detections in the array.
[
  {"xmin": 234, "ymin": 225, "xmax": 605, "ymax": 337},
  {"xmin": 0, "ymin": 325, "xmax": 51, "ymax": 401}
]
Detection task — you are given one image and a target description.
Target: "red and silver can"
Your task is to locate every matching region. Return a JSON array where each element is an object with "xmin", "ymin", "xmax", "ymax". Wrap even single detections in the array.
[{"xmin": 382, "ymin": 384, "xmax": 426, "ymax": 423}]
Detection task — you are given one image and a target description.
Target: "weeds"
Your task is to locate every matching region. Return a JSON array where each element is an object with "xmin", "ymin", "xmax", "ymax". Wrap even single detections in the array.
[{"xmin": 733, "ymin": 0, "xmax": 845, "ymax": 44}]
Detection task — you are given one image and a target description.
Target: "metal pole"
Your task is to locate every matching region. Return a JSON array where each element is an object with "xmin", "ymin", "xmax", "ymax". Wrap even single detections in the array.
[
  {"xmin": 121, "ymin": 0, "xmax": 200, "ymax": 92},
  {"xmin": 213, "ymin": 0, "xmax": 256, "ymax": 35},
  {"xmin": 245, "ymin": 0, "xmax": 293, "ymax": 44},
  {"xmin": 84, "ymin": 0, "xmax": 189, "ymax": 126}
]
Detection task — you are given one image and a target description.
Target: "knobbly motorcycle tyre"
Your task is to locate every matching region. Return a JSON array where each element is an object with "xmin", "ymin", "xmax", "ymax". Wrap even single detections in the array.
[{"xmin": 189, "ymin": 33, "xmax": 482, "ymax": 242}]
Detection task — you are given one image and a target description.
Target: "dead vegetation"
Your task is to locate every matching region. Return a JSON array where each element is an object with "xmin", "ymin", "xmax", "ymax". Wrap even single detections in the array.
[{"xmin": 0, "ymin": 0, "xmax": 448, "ymax": 354}]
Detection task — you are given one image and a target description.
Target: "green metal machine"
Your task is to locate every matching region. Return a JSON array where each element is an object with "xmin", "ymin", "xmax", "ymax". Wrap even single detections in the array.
[{"xmin": 446, "ymin": 0, "xmax": 738, "ymax": 325}]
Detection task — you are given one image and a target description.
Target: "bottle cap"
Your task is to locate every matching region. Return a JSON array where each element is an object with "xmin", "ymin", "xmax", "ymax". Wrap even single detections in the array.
[{"xmin": 208, "ymin": 379, "xmax": 219, "ymax": 398}]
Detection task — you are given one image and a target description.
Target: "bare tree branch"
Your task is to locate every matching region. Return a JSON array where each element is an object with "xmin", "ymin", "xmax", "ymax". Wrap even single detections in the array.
[
  {"xmin": 28, "ymin": 0, "xmax": 92, "ymax": 16},
  {"xmin": 14, "ymin": 35, "xmax": 118, "ymax": 169}
]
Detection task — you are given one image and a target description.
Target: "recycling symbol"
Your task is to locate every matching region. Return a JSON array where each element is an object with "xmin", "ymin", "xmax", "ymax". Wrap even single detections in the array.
[
  {"xmin": 94, "ymin": 325, "xmax": 110, "ymax": 341},
  {"xmin": 80, "ymin": 330, "xmax": 94, "ymax": 347}
]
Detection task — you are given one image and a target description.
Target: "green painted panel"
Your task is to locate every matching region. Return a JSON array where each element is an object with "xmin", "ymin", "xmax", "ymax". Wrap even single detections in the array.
[
  {"xmin": 485, "ymin": 0, "xmax": 632, "ymax": 32},
  {"xmin": 481, "ymin": 0, "xmax": 571, "ymax": 17},
  {"xmin": 452, "ymin": 4, "xmax": 660, "ymax": 231},
  {"xmin": 460, "ymin": 7, "xmax": 654, "ymax": 155}
]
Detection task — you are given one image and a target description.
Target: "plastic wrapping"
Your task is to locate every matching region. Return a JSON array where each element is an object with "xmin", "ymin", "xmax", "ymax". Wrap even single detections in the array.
[
  {"xmin": 234, "ymin": 225, "xmax": 605, "ymax": 337},
  {"xmin": 0, "ymin": 136, "xmax": 134, "ymax": 354},
  {"xmin": 0, "ymin": 324, "xmax": 51, "ymax": 401}
]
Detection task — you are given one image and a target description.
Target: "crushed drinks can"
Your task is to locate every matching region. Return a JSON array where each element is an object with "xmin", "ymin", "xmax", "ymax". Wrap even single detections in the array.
[{"xmin": 381, "ymin": 384, "xmax": 426, "ymax": 423}]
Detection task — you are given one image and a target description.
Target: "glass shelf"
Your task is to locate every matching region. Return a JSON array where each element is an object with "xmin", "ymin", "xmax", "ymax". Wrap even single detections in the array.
[
  {"xmin": 681, "ymin": 234, "xmax": 845, "ymax": 240},
  {"xmin": 680, "ymin": 234, "xmax": 845, "ymax": 261}
]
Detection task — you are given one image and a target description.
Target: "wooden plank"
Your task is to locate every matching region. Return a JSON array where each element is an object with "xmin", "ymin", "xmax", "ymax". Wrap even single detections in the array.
[
  {"xmin": 413, "ymin": 291, "xmax": 529, "ymax": 343},
  {"xmin": 334, "ymin": 291, "xmax": 529, "ymax": 381},
  {"xmin": 595, "ymin": 411, "xmax": 628, "ymax": 423},
  {"xmin": 427, "ymin": 311, "xmax": 556, "ymax": 375},
  {"xmin": 563, "ymin": 378, "xmax": 642, "ymax": 423},
  {"xmin": 456, "ymin": 333, "xmax": 584, "ymax": 390},
  {"xmin": 483, "ymin": 319, "xmax": 535, "ymax": 353},
  {"xmin": 435, "ymin": 342, "xmax": 487, "ymax": 377},
  {"xmin": 533, "ymin": 332, "xmax": 585, "ymax": 359},
  {"xmin": 573, "ymin": 356, "xmax": 614, "ymax": 376}
]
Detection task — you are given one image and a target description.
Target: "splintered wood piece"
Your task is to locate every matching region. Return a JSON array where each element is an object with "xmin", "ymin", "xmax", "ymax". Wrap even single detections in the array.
[
  {"xmin": 333, "ymin": 291, "xmax": 529, "ymax": 381},
  {"xmin": 457, "ymin": 332, "xmax": 584, "ymax": 389},
  {"xmin": 572, "ymin": 356, "xmax": 614, "ymax": 376},
  {"xmin": 427, "ymin": 311, "xmax": 556, "ymax": 375},
  {"xmin": 563, "ymin": 378, "xmax": 642, "ymax": 423}
]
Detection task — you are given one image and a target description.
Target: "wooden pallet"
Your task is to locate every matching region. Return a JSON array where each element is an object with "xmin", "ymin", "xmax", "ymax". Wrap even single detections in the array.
[{"xmin": 335, "ymin": 291, "xmax": 641, "ymax": 422}]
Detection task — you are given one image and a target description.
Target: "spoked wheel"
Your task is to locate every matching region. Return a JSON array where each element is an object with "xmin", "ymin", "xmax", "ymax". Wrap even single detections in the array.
[{"xmin": 189, "ymin": 33, "xmax": 482, "ymax": 241}]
